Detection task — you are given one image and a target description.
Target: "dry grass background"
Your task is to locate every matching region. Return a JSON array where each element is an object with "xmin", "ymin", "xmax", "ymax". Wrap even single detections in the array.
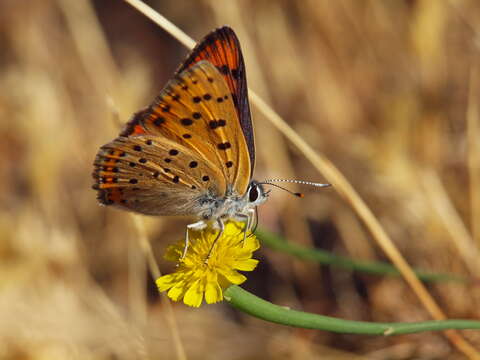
[{"xmin": 2, "ymin": 0, "xmax": 480, "ymax": 359}]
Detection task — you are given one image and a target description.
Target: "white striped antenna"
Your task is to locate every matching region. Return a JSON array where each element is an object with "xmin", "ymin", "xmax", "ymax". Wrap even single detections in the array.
[
  {"xmin": 262, "ymin": 179, "xmax": 331, "ymax": 188},
  {"xmin": 258, "ymin": 179, "xmax": 331, "ymax": 198}
]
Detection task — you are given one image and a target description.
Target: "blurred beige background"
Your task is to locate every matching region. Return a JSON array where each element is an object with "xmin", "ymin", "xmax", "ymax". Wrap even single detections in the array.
[{"xmin": 1, "ymin": 1, "xmax": 480, "ymax": 359}]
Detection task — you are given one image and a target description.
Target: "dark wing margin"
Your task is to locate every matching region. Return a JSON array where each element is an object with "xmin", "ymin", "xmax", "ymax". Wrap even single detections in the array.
[{"xmin": 175, "ymin": 26, "xmax": 255, "ymax": 175}]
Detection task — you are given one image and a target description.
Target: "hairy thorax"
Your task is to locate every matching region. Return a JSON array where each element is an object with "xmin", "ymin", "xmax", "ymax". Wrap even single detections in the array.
[{"xmin": 198, "ymin": 193, "xmax": 250, "ymax": 221}]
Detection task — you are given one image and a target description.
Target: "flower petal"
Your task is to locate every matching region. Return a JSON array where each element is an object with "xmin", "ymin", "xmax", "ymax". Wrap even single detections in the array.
[
  {"xmin": 219, "ymin": 268, "xmax": 247, "ymax": 285},
  {"xmin": 234, "ymin": 258, "xmax": 259, "ymax": 271},
  {"xmin": 205, "ymin": 281, "xmax": 223, "ymax": 304},
  {"xmin": 183, "ymin": 279, "xmax": 203, "ymax": 307},
  {"xmin": 168, "ymin": 284, "xmax": 186, "ymax": 302},
  {"xmin": 164, "ymin": 243, "xmax": 183, "ymax": 261},
  {"xmin": 156, "ymin": 274, "xmax": 177, "ymax": 291}
]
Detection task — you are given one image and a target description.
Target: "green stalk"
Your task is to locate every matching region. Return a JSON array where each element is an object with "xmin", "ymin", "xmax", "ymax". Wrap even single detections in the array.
[
  {"xmin": 224, "ymin": 286, "xmax": 480, "ymax": 334},
  {"xmin": 256, "ymin": 228, "xmax": 466, "ymax": 283}
]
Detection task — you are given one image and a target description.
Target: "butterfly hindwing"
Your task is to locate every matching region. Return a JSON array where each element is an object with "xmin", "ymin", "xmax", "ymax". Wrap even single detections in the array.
[{"xmin": 93, "ymin": 134, "xmax": 226, "ymax": 216}]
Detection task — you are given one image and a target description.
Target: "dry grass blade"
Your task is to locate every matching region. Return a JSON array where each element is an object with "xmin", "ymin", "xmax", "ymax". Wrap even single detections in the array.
[
  {"xmin": 57, "ymin": 0, "xmax": 119, "ymax": 98},
  {"xmin": 121, "ymin": 0, "xmax": 480, "ymax": 357},
  {"xmin": 468, "ymin": 60, "xmax": 480, "ymax": 249},
  {"xmin": 421, "ymin": 168, "xmax": 480, "ymax": 274}
]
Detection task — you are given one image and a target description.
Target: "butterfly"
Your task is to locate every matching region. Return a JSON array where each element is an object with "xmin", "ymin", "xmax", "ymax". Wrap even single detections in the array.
[{"xmin": 93, "ymin": 27, "xmax": 268, "ymax": 253}]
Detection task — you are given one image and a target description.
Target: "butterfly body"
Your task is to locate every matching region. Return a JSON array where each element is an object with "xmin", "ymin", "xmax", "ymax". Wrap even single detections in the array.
[
  {"xmin": 93, "ymin": 27, "xmax": 267, "ymax": 234},
  {"xmin": 196, "ymin": 181, "xmax": 267, "ymax": 222}
]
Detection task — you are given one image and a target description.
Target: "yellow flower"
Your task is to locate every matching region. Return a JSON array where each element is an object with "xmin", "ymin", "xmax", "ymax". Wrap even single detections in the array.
[{"xmin": 156, "ymin": 221, "xmax": 260, "ymax": 307}]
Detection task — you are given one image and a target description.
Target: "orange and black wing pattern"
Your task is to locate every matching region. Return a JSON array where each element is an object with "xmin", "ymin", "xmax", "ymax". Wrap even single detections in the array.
[
  {"xmin": 94, "ymin": 61, "xmax": 253, "ymax": 210},
  {"xmin": 122, "ymin": 26, "xmax": 255, "ymax": 175},
  {"xmin": 176, "ymin": 27, "xmax": 254, "ymax": 173}
]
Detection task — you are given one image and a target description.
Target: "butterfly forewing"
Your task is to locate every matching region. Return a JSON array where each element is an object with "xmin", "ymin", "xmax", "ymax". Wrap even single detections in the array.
[
  {"xmin": 177, "ymin": 27, "xmax": 255, "ymax": 174},
  {"xmin": 93, "ymin": 61, "xmax": 251, "ymax": 215},
  {"xmin": 126, "ymin": 61, "xmax": 250, "ymax": 192},
  {"xmin": 124, "ymin": 27, "xmax": 255, "ymax": 175}
]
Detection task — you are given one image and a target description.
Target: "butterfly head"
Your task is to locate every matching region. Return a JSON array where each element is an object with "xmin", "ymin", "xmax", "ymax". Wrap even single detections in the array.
[
  {"xmin": 225, "ymin": 178, "xmax": 329, "ymax": 223},
  {"xmin": 214, "ymin": 180, "xmax": 268, "ymax": 221}
]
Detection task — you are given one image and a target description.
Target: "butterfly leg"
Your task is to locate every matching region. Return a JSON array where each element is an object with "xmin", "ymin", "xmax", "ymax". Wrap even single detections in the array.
[
  {"xmin": 182, "ymin": 220, "xmax": 207, "ymax": 260},
  {"xmin": 205, "ymin": 218, "xmax": 224, "ymax": 262},
  {"xmin": 236, "ymin": 208, "xmax": 255, "ymax": 247}
]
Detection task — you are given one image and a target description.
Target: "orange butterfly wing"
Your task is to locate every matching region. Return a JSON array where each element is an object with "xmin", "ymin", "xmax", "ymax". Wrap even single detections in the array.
[
  {"xmin": 124, "ymin": 26, "xmax": 255, "ymax": 175},
  {"xmin": 178, "ymin": 27, "xmax": 255, "ymax": 174}
]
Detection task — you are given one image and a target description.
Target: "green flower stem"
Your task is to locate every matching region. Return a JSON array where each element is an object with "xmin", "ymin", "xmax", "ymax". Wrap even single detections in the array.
[
  {"xmin": 256, "ymin": 228, "xmax": 466, "ymax": 283},
  {"xmin": 224, "ymin": 285, "xmax": 480, "ymax": 334}
]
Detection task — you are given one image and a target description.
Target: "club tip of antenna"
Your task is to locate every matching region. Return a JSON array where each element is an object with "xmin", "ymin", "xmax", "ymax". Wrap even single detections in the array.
[{"xmin": 294, "ymin": 192, "xmax": 304, "ymax": 198}]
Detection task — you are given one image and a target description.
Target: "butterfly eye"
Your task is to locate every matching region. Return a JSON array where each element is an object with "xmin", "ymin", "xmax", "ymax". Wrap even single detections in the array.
[{"xmin": 248, "ymin": 185, "xmax": 259, "ymax": 203}]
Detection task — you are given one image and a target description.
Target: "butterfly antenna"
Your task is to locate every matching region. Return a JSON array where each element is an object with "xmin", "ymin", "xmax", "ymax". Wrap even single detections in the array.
[
  {"xmin": 258, "ymin": 182, "xmax": 305, "ymax": 198},
  {"xmin": 259, "ymin": 179, "xmax": 331, "ymax": 198},
  {"xmin": 263, "ymin": 179, "xmax": 331, "ymax": 188}
]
